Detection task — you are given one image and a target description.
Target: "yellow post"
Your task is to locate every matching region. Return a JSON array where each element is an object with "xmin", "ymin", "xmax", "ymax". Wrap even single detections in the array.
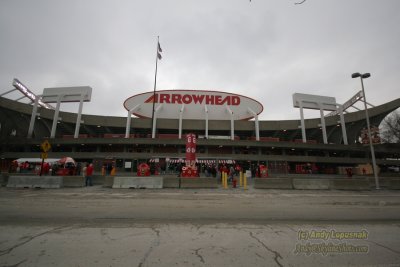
[
  {"xmin": 243, "ymin": 173, "xmax": 247, "ymax": 190},
  {"xmin": 111, "ymin": 167, "xmax": 116, "ymax": 176},
  {"xmin": 224, "ymin": 172, "xmax": 228, "ymax": 189},
  {"xmin": 239, "ymin": 171, "xmax": 243, "ymax": 187},
  {"xmin": 222, "ymin": 172, "xmax": 227, "ymax": 189}
]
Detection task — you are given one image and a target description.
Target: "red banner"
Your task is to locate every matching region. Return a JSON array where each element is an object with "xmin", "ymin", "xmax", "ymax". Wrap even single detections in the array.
[{"xmin": 185, "ymin": 133, "xmax": 197, "ymax": 162}]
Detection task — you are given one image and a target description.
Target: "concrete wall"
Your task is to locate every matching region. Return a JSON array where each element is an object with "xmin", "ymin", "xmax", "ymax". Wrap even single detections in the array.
[
  {"xmin": 390, "ymin": 179, "xmax": 400, "ymax": 190},
  {"xmin": 292, "ymin": 179, "xmax": 330, "ymax": 190},
  {"xmin": 163, "ymin": 177, "xmax": 180, "ymax": 188},
  {"xmin": 112, "ymin": 177, "xmax": 163, "ymax": 189},
  {"xmin": 1, "ymin": 172, "xmax": 9, "ymax": 186},
  {"xmin": 180, "ymin": 178, "xmax": 219, "ymax": 189},
  {"xmin": 254, "ymin": 178, "xmax": 293, "ymax": 189},
  {"xmin": 103, "ymin": 176, "xmax": 114, "ymax": 188},
  {"xmin": 63, "ymin": 176, "xmax": 85, "ymax": 187},
  {"xmin": 92, "ymin": 175, "xmax": 106, "ymax": 185},
  {"xmin": 7, "ymin": 176, "xmax": 63, "ymax": 188},
  {"xmin": 329, "ymin": 178, "xmax": 370, "ymax": 190}
]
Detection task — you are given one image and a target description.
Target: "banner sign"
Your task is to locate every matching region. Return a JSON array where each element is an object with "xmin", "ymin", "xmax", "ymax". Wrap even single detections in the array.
[{"xmin": 124, "ymin": 90, "xmax": 263, "ymax": 120}]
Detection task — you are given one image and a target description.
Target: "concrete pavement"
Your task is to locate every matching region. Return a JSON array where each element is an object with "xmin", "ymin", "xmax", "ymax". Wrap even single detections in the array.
[{"xmin": 1, "ymin": 186, "xmax": 400, "ymax": 266}]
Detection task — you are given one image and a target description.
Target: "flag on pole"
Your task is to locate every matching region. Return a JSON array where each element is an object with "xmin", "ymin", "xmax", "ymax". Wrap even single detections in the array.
[{"xmin": 157, "ymin": 42, "xmax": 162, "ymax": 60}]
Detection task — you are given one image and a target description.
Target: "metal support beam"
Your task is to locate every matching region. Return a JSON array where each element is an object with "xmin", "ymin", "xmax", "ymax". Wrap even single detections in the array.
[
  {"xmin": 0, "ymin": 88, "xmax": 17, "ymax": 97},
  {"xmin": 15, "ymin": 95, "xmax": 28, "ymax": 101}
]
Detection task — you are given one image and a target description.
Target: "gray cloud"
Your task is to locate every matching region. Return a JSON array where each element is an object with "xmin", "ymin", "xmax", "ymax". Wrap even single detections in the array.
[{"xmin": 1, "ymin": 0, "xmax": 399, "ymax": 121}]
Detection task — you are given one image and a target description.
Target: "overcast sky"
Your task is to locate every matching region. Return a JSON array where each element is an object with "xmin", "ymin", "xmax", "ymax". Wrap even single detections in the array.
[{"xmin": 1, "ymin": 0, "xmax": 399, "ymax": 121}]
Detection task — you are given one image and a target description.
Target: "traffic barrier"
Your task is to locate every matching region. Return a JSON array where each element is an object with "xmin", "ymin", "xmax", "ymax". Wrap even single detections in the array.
[
  {"xmin": 389, "ymin": 179, "xmax": 400, "ymax": 190},
  {"xmin": 292, "ymin": 178, "xmax": 330, "ymax": 190},
  {"xmin": 1, "ymin": 173, "xmax": 9, "ymax": 186},
  {"xmin": 163, "ymin": 177, "xmax": 180, "ymax": 188},
  {"xmin": 112, "ymin": 177, "xmax": 163, "ymax": 189},
  {"xmin": 367, "ymin": 177, "xmax": 392, "ymax": 188},
  {"xmin": 180, "ymin": 178, "xmax": 218, "ymax": 189},
  {"xmin": 7, "ymin": 176, "xmax": 63, "ymax": 189},
  {"xmin": 92, "ymin": 175, "xmax": 106, "ymax": 185},
  {"xmin": 103, "ymin": 176, "xmax": 114, "ymax": 188},
  {"xmin": 329, "ymin": 178, "xmax": 370, "ymax": 190},
  {"xmin": 63, "ymin": 176, "xmax": 85, "ymax": 187},
  {"xmin": 254, "ymin": 178, "xmax": 293, "ymax": 189}
]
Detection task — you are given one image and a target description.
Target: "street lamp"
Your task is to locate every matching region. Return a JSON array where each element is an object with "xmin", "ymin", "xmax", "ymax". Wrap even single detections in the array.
[{"xmin": 352, "ymin": 72, "xmax": 380, "ymax": 189}]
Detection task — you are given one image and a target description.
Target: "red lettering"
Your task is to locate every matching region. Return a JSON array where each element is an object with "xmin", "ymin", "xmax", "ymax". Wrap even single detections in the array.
[
  {"xmin": 232, "ymin": 96, "xmax": 240, "ymax": 105},
  {"xmin": 182, "ymin": 94, "xmax": 192, "ymax": 104},
  {"xmin": 215, "ymin": 96, "xmax": 222, "ymax": 105},
  {"xmin": 145, "ymin": 93, "xmax": 241, "ymax": 106},
  {"xmin": 144, "ymin": 94, "xmax": 156, "ymax": 103},
  {"xmin": 171, "ymin": 94, "xmax": 182, "ymax": 104},
  {"xmin": 159, "ymin": 93, "xmax": 170, "ymax": 104},
  {"xmin": 221, "ymin": 96, "xmax": 230, "ymax": 105},
  {"xmin": 191, "ymin": 94, "xmax": 205, "ymax": 104},
  {"xmin": 205, "ymin": 95, "xmax": 214, "ymax": 105}
]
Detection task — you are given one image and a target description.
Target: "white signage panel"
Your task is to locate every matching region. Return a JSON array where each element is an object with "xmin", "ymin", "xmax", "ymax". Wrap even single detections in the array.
[
  {"xmin": 42, "ymin": 86, "xmax": 92, "ymax": 103},
  {"xmin": 124, "ymin": 90, "xmax": 263, "ymax": 120},
  {"xmin": 293, "ymin": 93, "xmax": 337, "ymax": 111}
]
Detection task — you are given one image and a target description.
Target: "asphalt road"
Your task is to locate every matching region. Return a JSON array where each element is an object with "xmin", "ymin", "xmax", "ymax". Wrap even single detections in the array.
[{"xmin": 1, "ymin": 186, "xmax": 400, "ymax": 266}]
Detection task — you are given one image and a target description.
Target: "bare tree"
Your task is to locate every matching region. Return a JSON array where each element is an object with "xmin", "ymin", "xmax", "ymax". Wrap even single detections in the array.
[{"xmin": 380, "ymin": 110, "xmax": 400, "ymax": 143}]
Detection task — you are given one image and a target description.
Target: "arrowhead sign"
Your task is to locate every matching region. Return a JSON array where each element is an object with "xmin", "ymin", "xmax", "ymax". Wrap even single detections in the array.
[{"xmin": 41, "ymin": 140, "xmax": 51, "ymax": 152}]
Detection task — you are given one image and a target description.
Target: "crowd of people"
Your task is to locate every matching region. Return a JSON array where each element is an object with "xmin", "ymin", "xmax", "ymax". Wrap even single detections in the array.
[{"xmin": 9, "ymin": 160, "xmax": 79, "ymax": 176}]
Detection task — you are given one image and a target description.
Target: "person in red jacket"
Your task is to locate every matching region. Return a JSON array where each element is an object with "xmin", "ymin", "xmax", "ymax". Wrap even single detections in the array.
[{"xmin": 85, "ymin": 163, "xmax": 94, "ymax": 186}]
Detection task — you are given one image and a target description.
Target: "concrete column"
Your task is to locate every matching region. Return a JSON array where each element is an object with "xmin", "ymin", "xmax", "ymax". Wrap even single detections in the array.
[
  {"xmin": 27, "ymin": 95, "xmax": 41, "ymax": 138},
  {"xmin": 338, "ymin": 104, "xmax": 348, "ymax": 145},
  {"xmin": 50, "ymin": 95, "xmax": 63, "ymax": 138},
  {"xmin": 225, "ymin": 105, "xmax": 234, "ymax": 140},
  {"xmin": 125, "ymin": 104, "xmax": 141, "ymax": 138},
  {"xmin": 299, "ymin": 101, "xmax": 306, "ymax": 143},
  {"xmin": 178, "ymin": 104, "xmax": 185, "ymax": 139},
  {"xmin": 247, "ymin": 108, "xmax": 259, "ymax": 141},
  {"xmin": 319, "ymin": 105, "xmax": 328, "ymax": 144},
  {"xmin": 204, "ymin": 105, "xmax": 209, "ymax": 139},
  {"xmin": 152, "ymin": 104, "xmax": 162, "ymax": 138},
  {"xmin": 74, "ymin": 94, "xmax": 85, "ymax": 138}
]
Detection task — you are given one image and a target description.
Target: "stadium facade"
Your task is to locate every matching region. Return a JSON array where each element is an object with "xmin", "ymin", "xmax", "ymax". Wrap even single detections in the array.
[{"xmin": 1, "ymin": 88, "xmax": 400, "ymax": 175}]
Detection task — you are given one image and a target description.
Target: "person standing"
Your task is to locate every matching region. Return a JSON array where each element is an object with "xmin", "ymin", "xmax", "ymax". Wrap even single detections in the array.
[
  {"xmin": 85, "ymin": 163, "xmax": 94, "ymax": 186},
  {"xmin": 82, "ymin": 163, "xmax": 87, "ymax": 178},
  {"xmin": 229, "ymin": 165, "xmax": 235, "ymax": 182}
]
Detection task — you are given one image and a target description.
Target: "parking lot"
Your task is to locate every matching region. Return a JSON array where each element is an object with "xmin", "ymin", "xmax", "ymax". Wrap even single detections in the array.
[{"xmin": 1, "ymin": 186, "xmax": 400, "ymax": 266}]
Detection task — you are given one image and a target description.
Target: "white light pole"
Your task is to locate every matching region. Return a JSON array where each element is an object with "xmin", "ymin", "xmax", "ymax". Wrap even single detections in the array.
[{"xmin": 351, "ymin": 72, "xmax": 379, "ymax": 189}]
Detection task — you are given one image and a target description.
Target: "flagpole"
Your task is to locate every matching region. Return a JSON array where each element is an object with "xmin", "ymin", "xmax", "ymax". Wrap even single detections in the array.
[{"xmin": 151, "ymin": 36, "xmax": 160, "ymax": 138}]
